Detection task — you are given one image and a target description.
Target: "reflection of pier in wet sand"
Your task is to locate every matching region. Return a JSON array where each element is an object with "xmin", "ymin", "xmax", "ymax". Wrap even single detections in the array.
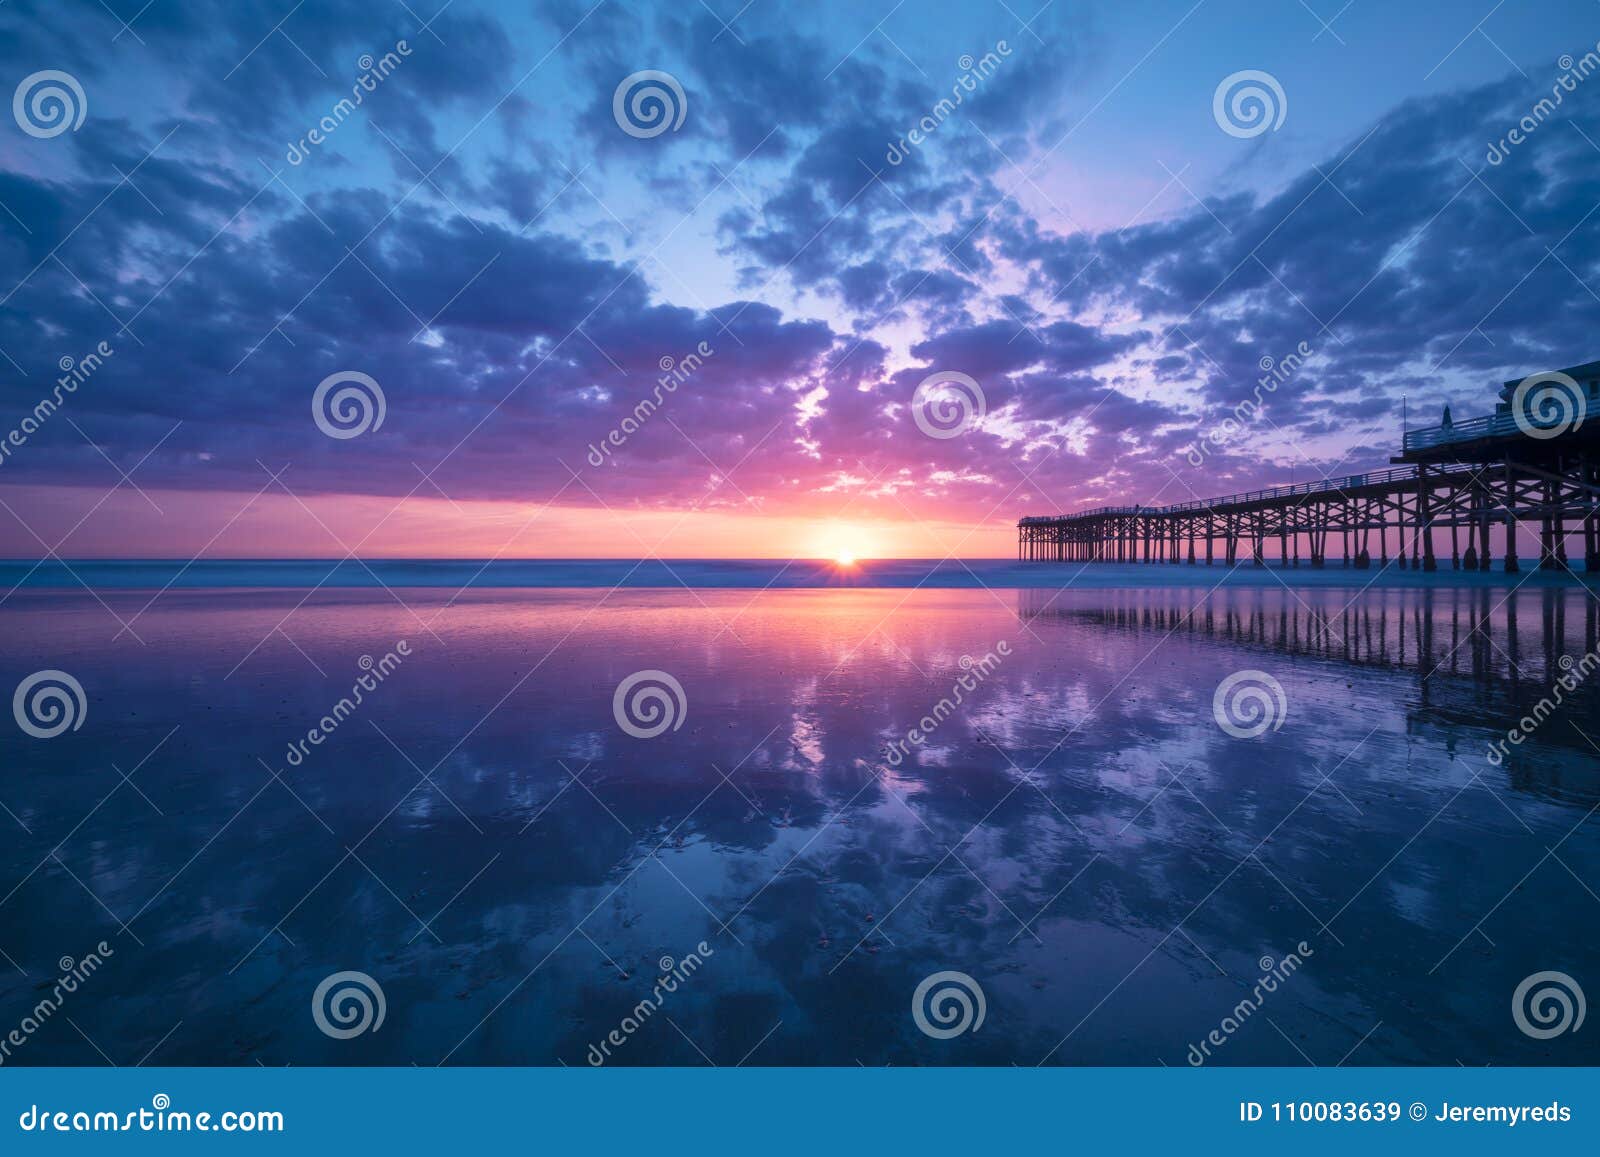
[
  {"xmin": 1019, "ymin": 585, "xmax": 1600, "ymax": 795},
  {"xmin": 1021, "ymin": 586, "xmax": 1597, "ymax": 685}
]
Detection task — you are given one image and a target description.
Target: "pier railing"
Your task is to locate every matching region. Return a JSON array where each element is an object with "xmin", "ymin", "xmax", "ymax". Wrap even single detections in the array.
[
  {"xmin": 1401, "ymin": 411, "xmax": 1521, "ymax": 451},
  {"xmin": 1161, "ymin": 467, "xmax": 1422, "ymax": 512}
]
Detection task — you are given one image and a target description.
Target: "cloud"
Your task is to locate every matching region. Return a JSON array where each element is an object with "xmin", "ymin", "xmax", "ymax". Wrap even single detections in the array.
[{"xmin": 2, "ymin": 0, "xmax": 1594, "ymax": 547}]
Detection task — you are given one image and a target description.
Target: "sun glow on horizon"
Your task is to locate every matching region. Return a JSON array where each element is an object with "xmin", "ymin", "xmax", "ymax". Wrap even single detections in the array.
[
  {"xmin": 1, "ymin": 485, "xmax": 1023, "ymax": 559},
  {"xmin": 811, "ymin": 521, "xmax": 874, "ymax": 568}
]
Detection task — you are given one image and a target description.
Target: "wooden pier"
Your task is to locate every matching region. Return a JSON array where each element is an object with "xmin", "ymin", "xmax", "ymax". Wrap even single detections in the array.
[{"xmin": 1019, "ymin": 364, "xmax": 1600, "ymax": 573}]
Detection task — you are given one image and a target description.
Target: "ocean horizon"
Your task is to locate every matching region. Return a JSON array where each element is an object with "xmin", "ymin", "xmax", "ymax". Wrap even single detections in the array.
[{"xmin": 4, "ymin": 557, "xmax": 1596, "ymax": 591}]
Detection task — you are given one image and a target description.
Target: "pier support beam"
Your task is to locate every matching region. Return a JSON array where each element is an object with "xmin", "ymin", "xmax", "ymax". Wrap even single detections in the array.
[
  {"xmin": 1540, "ymin": 481, "xmax": 1561, "ymax": 570},
  {"xmin": 1419, "ymin": 474, "xmax": 1437, "ymax": 572}
]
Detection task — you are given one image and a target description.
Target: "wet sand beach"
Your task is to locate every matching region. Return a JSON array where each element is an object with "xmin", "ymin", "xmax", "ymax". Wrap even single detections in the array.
[{"xmin": 2, "ymin": 579, "xmax": 1597, "ymax": 1065}]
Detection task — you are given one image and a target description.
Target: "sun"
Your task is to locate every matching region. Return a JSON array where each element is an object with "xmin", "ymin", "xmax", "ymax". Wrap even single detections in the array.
[{"xmin": 812, "ymin": 521, "xmax": 871, "ymax": 566}]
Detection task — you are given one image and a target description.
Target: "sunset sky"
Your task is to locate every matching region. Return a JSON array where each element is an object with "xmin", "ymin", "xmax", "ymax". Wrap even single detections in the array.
[{"xmin": 1, "ymin": 0, "xmax": 1597, "ymax": 558}]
